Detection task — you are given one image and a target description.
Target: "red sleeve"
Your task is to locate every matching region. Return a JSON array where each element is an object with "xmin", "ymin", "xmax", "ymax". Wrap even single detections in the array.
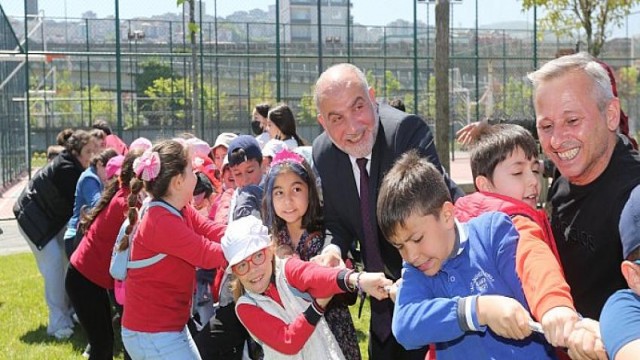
[
  {"xmin": 185, "ymin": 204, "xmax": 226, "ymax": 243},
  {"xmin": 140, "ymin": 208, "xmax": 226, "ymax": 270},
  {"xmin": 236, "ymin": 302, "xmax": 316, "ymax": 355},
  {"xmin": 284, "ymin": 257, "xmax": 344, "ymax": 298},
  {"xmin": 513, "ymin": 215, "xmax": 575, "ymax": 320}
]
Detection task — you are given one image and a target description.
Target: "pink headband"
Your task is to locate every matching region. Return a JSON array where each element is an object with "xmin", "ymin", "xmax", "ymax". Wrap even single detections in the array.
[{"xmin": 271, "ymin": 148, "xmax": 304, "ymax": 167}]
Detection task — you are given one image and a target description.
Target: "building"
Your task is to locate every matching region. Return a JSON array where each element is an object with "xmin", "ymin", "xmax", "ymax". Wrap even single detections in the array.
[{"xmin": 280, "ymin": 0, "xmax": 350, "ymax": 43}]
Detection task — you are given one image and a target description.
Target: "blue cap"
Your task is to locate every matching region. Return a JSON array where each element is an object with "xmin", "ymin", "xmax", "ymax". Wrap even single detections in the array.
[
  {"xmin": 227, "ymin": 135, "xmax": 262, "ymax": 167},
  {"xmin": 620, "ymin": 186, "xmax": 640, "ymax": 259}
]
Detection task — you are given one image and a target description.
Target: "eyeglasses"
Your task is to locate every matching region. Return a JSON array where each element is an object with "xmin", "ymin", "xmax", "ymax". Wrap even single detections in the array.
[{"xmin": 232, "ymin": 248, "xmax": 267, "ymax": 276}]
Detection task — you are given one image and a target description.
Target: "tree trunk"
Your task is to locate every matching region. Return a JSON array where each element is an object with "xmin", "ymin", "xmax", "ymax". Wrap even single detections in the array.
[
  {"xmin": 435, "ymin": 0, "xmax": 450, "ymax": 172},
  {"xmin": 189, "ymin": 0, "xmax": 199, "ymax": 136}
]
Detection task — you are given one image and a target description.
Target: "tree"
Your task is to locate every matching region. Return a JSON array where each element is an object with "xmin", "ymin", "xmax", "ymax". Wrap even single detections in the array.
[
  {"xmin": 297, "ymin": 89, "xmax": 317, "ymax": 125},
  {"xmin": 521, "ymin": 0, "xmax": 640, "ymax": 57},
  {"xmin": 249, "ymin": 72, "xmax": 275, "ymax": 111},
  {"xmin": 365, "ymin": 70, "xmax": 402, "ymax": 100}
]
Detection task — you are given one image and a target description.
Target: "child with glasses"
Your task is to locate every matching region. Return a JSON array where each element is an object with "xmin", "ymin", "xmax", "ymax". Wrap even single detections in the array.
[
  {"xmin": 222, "ymin": 216, "xmax": 391, "ymax": 359},
  {"xmin": 262, "ymin": 149, "xmax": 361, "ymax": 360}
]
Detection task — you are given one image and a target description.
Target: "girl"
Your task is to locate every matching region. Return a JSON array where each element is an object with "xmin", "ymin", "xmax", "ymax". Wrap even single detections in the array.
[
  {"xmin": 266, "ymin": 104, "xmax": 306, "ymax": 149},
  {"xmin": 64, "ymin": 148, "xmax": 119, "ymax": 257},
  {"xmin": 261, "ymin": 149, "xmax": 360, "ymax": 360},
  {"xmin": 13, "ymin": 129, "xmax": 99, "ymax": 339},
  {"xmin": 223, "ymin": 216, "xmax": 391, "ymax": 359},
  {"xmin": 65, "ymin": 148, "xmax": 143, "ymax": 359},
  {"xmin": 253, "ymin": 103, "xmax": 271, "ymax": 148},
  {"xmin": 120, "ymin": 140, "xmax": 227, "ymax": 360}
]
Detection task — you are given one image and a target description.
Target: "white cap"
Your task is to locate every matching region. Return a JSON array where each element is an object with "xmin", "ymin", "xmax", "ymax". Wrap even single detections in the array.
[
  {"xmin": 213, "ymin": 132, "xmax": 238, "ymax": 151},
  {"xmin": 262, "ymin": 139, "xmax": 288, "ymax": 158},
  {"xmin": 221, "ymin": 216, "xmax": 270, "ymax": 272}
]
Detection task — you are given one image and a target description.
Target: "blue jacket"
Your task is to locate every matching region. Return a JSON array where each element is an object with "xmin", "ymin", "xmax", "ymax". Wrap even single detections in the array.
[
  {"xmin": 393, "ymin": 212, "xmax": 554, "ymax": 360},
  {"xmin": 64, "ymin": 165, "xmax": 103, "ymax": 240}
]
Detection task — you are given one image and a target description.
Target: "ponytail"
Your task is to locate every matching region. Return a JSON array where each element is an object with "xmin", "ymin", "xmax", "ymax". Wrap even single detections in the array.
[{"xmin": 118, "ymin": 178, "xmax": 144, "ymax": 251}]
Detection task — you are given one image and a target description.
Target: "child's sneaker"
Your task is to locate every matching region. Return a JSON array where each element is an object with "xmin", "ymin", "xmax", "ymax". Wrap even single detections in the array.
[{"xmin": 52, "ymin": 327, "xmax": 74, "ymax": 340}]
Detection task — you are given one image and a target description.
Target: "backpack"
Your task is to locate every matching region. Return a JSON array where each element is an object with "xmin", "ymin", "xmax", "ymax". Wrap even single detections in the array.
[{"xmin": 109, "ymin": 200, "xmax": 183, "ymax": 280}]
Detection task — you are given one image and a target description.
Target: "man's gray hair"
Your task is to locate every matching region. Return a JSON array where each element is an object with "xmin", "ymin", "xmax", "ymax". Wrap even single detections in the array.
[
  {"xmin": 527, "ymin": 52, "xmax": 614, "ymax": 113},
  {"xmin": 314, "ymin": 63, "xmax": 370, "ymax": 113}
]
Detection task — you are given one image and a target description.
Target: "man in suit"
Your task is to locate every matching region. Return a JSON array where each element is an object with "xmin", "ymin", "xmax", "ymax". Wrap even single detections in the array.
[{"xmin": 312, "ymin": 63, "xmax": 463, "ymax": 360}]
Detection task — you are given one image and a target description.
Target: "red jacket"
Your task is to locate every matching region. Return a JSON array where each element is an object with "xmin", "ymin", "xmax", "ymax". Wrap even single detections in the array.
[{"xmin": 71, "ymin": 187, "xmax": 130, "ymax": 289}]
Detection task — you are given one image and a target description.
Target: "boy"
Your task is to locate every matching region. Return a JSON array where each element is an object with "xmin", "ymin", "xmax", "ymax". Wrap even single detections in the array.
[
  {"xmin": 377, "ymin": 150, "xmax": 554, "ymax": 359},
  {"xmin": 226, "ymin": 135, "xmax": 266, "ymax": 221},
  {"xmin": 455, "ymin": 124, "xmax": 579, "ymax": 349},
  {"xmin": 600, "ymin": 186, "xmax": 640, "ymax": 360}
]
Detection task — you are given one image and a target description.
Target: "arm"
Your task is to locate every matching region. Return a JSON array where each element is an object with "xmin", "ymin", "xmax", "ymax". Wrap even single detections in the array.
[
  {"xmin": 187, "ymin": 205, "xmax": 226, "ymax": 244},
  {"xmin": 141, "ymin": 209, "xmax": 226, "ymax": 269},
  {"xmin": 236, "ymin": 301, "xmax": 320, "ymax": 355},
  {"xmin": 233, "ymin": 185, "xmax": 262, "ymax": 220},
  {"xmin": 285, "ymin": 257, "xmax": 391, "ymax": 300},
  {"xmin": 393, "ymin": 264, "xmax": 480, "ymax": 349},
  {"xmin": 616, "ymin": 340, "xmax": 640, "ymax": 360},
  {"xmin": 513, "ymin": 215, "xmax": 578, "ymax": 346}
]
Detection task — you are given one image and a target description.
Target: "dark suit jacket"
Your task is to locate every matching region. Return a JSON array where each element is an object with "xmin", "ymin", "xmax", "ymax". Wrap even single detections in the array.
[{"xmin": 313, "ymin": 104, "xmax": 463, "ymax": 280}]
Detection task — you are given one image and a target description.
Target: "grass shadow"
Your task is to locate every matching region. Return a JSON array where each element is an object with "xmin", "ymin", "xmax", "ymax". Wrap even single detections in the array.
[{"xmin": 21, "ymin": 324, "xmax": 89, "ymax": 353}]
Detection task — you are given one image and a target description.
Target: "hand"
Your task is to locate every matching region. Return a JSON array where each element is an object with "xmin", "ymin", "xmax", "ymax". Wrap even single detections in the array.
[
  {"xmin": 315, "ymin": 296, "xmax": 333, "ymax": 309},
  {"xmin": 309, "ymin": 252, "xmax": 344, "ymax": 268},
  {"xmin": 566, "ymin": 318, "xmax": 607, "ymax": 360},
  {"xmin": 352, "ymin": 272, "xmax": 393, "ymax": 301},
  {"xmin": 540, "ymin": 306, "xmax": 580, "ymax": 347},
  {"xmin": 456, "ymin": 121, "xmax": 489, "ymax": 146},
  {"xmin": 477, "ymin": 295, "xmax": 533, "ymax": 340},
  {"xmin": 387, "ymin": 278, "xmax": 402, "ymax": 303}
]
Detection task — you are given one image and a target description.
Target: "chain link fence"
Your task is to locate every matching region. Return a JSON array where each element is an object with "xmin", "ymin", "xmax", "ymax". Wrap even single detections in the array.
[{"xmin": 2, "ymin": 9, "xmax": 640, "ymax": 189}]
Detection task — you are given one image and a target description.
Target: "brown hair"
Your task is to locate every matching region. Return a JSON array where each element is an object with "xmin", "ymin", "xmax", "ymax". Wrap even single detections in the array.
[
  {"xmin": 64, "ymin": 130, "xmax": 93, "ymax": 157},
  {"xmin": 78, "ymin": 148, "xmax": 143, "ymax": 235},
  {"xmin": 268, "ymin": 104, "xmax": 306, "ymax": 146},
  {"xmin": 377, "ymin": 150, "xmax": 451, "ymax": 242},
  {"xmin": 470, "ymin": 124, "xmax": 538, "ymax": 189},
  {"xmin": 119, "ymin": 140, "xmax": 189, "ymax": 251},
  {"xmin": 90, "ymin": 148, "xmax": 118, "ymax": 168}
]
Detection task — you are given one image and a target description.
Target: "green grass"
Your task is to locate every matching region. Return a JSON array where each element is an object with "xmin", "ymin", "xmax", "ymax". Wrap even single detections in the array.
[
  {"xmin": 0, "ymin": 252, "xmax": 371, "ymax": 359},
  {"xmin": 0, "ymin": 253, "xmax": 126, "ymax": 360}
]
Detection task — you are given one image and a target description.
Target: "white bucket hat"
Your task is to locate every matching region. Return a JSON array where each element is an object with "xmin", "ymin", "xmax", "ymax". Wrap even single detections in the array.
[{"xmin": 221, "ymin": 216, "xmax": 271, "ymax": 272}]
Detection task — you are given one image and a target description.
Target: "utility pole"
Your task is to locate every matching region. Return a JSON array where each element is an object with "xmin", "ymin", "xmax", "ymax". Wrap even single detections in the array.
[{"xmin": 435, "ymin": 0, "xmax": 450, "ymax": 172}]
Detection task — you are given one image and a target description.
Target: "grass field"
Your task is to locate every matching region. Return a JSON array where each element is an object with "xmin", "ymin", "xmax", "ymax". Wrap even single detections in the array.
[{"xmin": 0, "ymin": 252, "xmax": 371, "ymax": 359}]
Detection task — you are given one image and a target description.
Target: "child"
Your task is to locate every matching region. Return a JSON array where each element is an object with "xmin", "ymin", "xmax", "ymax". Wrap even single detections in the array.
[
  {"xmin": 377, "ymin": 150, "xmax": 554, "ymax": 359},
  {"xmin": 600, "ymin": 186, "xmax": 640, "ymax": 360},
  {"xmin": 120, "ymin": 140, "xmax": 227, "ymax": 359},
  {"xmin": 222, "ymin": 216, "xmax": 392, "ymax": 359},
  {"xmin": 455, "ymin": 124, "xmax": 579, "ymax": 348},
  {"xmin": 261, "ymin": 138, "xmax": 288, "ymax": 172},
  {"xmin": 262, "ymin": 149, "xmax": 361, "ymax": 360},
  {"xmin": 64, "ymin": 148, "xmax": 119, "ymax": 257},
  {"xmin": 65, "ymin": 148, "xmax": 142, "ymax": 359},
  {"xmin": 227, "ymin": 135, "xmax": 266, "ymax": 221}
]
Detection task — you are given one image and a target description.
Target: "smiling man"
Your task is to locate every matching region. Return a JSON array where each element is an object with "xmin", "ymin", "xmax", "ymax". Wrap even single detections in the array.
[
  {"xmin": 528, "ymin": 52, "xmax": 640, "ymax": 322},
  {"xmin": 312, "ymin": 63, "xmax": 462, "ymax": 360}
]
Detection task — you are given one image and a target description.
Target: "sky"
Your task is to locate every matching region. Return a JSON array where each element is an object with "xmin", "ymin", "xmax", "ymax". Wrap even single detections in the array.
[{"xmin": 2, "ymin": 0, "xmax": 639, "ymax": 36}]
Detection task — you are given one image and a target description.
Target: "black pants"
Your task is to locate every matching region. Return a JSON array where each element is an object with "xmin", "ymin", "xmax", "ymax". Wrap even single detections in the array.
[
  {"xmin": 65, "ymin": 264, "xmax": 114, "ymax": 360},
  {"xmin": 191, "ymin": 303, "xmax": 248, "ymax": 360},
  {"xmin": 367, "ymin": 300, "xmax": 427, "ymax": 360}
]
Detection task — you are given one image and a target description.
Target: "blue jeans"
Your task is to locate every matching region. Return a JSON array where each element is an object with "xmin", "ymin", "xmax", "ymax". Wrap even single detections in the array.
[{"xmin": 122, "ymin": 326, "xmax": 201, "ymax": 360}]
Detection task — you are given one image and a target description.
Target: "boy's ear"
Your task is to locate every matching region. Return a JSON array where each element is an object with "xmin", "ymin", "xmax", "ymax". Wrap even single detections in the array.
[
  {"xmin": 441, "ymin": 201, "xmax": 455, "ymax": 227},
  {"xmin": 475, "ymin": 175, "xmax": 493, "ymax": 192},
  {"xmin": 621, "ymin": 261, "xmax": 640, "ymax": 290}
]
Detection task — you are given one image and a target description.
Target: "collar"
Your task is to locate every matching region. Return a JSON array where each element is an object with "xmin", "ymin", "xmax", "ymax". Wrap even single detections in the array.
[{"xmin": 449, "ymin": 219, "xmax": 468, "ymax": 259}]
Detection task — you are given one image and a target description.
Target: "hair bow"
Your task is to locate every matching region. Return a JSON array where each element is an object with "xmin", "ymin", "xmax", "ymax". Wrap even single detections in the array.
[
  {"xmin": 133, "ymin": 151, "xmax": 161, "ymax": 181},
  {"xmin": 271, "ymin": 148, "xmax": 304, "ymax": 167}
]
